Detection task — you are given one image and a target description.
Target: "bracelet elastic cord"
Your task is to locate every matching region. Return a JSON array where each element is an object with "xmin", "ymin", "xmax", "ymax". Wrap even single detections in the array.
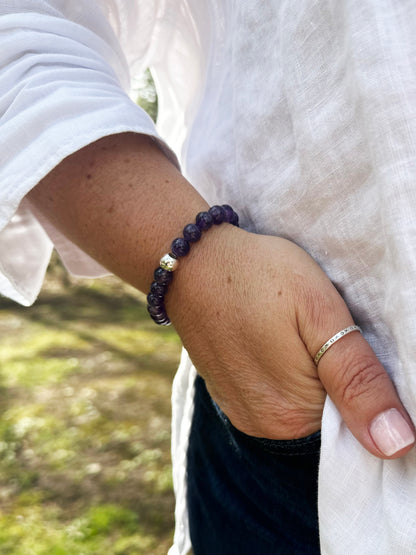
[{"xmin": 147, "ymin": 204, "xmax": 239, "ymax": 325}]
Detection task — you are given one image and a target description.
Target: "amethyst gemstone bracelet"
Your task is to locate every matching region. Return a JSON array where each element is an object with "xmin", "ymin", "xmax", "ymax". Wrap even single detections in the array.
[{"xmin": 147, "ymin": 205, "xmax": 239, "ymax": 325}]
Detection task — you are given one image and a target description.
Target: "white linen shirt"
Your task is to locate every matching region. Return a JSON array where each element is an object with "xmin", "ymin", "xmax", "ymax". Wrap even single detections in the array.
[{"xmin": 2, "ymin": 1, "xmax": 416, "ymax": 553}]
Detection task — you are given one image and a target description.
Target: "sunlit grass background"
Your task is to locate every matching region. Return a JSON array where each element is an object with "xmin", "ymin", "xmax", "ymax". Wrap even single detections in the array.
[
  {"xmin": 0, "ymin": 72, "xmax": 182, "ymax": 554},
  {"xmin": 0, "ymin": 256, "xmax": 181, "ymax": 554}
]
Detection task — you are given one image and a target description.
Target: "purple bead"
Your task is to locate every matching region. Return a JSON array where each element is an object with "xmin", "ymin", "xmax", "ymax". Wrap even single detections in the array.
[
  {"xmin": 149, "ymin": 309, "xmax": 170, "ymax": 324},
  {"xmin": 147, "ymin": 305, "xmax": 166, "ymax": 317},
  {"xmin": 229, "ymin": 210, "xmax": 239, "ymax": 226},
  {"xmin": 154, "ymin": 267, "xmax": 173, "ymax": 284},
  {"xmin": 183, "ymin": 223, "xmax": 202, "ymax": 242},
  {"xmin": 195, "ymin": 211, "xmax": 214, "ymax": 231},
  {"xmin": 150, "ymin": 281, "xmax": 168, "ymax": 296},
  {"xmin": 171, "ymin": 237, "xmax": 190, "ymax": 258},
  {"xmin": 147, "ymin": 292, "xmax": 165, "ymax": 308},
  {"xmin": 157, "ymin": 318, "xmax": 171, "ymax": 326},
  {"xmin": 209, "ymin": 205, "xmax": 226, "ymax": 224},
  {"xmin": 221, "ymin": 204, "xmax": 234, "ymax": 222},
  {"xmin": 151, "ymin": 314, "xmax": 170, "ymax": 326},
  {"xmin": 153, "ymin": 312, "xmax": 168, "ymax": 322}
]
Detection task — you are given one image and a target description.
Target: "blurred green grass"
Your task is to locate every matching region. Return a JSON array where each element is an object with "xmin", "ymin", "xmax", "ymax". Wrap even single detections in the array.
[{"xmin": 0, "ymin": 255, "xmax": 182, "ymax": 554}]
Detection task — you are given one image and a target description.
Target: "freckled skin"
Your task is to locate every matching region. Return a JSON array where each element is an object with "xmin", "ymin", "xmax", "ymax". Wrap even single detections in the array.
[{"xmin": 27, "ymin": 132, "xmax": 415, "ymax": 457}]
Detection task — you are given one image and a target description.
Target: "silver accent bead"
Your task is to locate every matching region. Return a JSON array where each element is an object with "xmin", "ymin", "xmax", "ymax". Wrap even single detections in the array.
[{"xmin": 160, "ymin": 253, "xmax": 178, "ymax": 272}]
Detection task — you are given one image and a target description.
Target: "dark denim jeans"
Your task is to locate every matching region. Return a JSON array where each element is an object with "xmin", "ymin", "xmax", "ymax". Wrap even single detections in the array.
[{"xmin": 187, "ymin": 376, "xmax": 321, "ymax": 555}]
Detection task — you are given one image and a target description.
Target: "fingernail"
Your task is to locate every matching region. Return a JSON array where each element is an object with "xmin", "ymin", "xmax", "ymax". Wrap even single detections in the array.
[{"xmin": 369, "ymin": 409, "xmax": 415, "ymax": 456}]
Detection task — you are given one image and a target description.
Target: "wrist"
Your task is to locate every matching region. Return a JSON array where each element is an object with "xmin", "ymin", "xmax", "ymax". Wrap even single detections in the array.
[
  {"xmin": 146, "ymin": 204, "xmax": 241, "ymax": 326},
  {"xmin": 164, "ymin": 222, "xmax": 246, "ymax": 332}
]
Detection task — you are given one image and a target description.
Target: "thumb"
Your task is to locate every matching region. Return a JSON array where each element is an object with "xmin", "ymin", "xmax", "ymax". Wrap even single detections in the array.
[{"xmin": 315, "ymin": 327, "xmax": 415, "ymax": 459}]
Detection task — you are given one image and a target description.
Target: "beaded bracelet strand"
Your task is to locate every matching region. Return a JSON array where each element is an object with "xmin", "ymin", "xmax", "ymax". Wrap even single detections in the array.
[{"xmin": 147, "ymin": 204, "xmax": 239, "ymax": 326}]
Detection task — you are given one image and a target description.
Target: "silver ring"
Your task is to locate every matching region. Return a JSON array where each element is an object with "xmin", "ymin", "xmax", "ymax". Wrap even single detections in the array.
[{"xmin": 314, "ymin": 325, "xmax": 362, "ymax": 365}]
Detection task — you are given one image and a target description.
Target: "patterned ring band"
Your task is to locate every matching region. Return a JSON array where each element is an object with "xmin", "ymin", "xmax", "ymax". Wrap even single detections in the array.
[{"xmin": 314, "ymin": 325, "xmax": 362, "ymax": 366}]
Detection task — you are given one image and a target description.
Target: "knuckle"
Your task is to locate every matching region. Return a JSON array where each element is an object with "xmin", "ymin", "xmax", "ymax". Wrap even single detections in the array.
[
  {"xmin": 253, "ymin": 405, "xmax": 319, "ymax": 440},
  {"xmin": 297, "ymin": 278, "xmax": 348, "ymax": 344},
  {"xmin": 337, "ymin": 355, "xmax": 387, "ymax": 407}
]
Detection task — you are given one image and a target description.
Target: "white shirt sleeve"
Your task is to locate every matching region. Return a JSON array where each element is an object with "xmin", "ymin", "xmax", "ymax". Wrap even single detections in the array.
[{"xmin": 0, "ymin": 0, "xmax": 175, "ymax": 305}]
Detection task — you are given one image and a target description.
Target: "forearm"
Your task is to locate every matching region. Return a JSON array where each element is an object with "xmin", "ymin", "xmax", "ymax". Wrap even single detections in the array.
[
  {"xmin": 27, "ymin": 131, "xmax": 416, "ymax": 457},
  {"xmin": 28, "ymin": 132, "xmax": 211, "ymax": 293}
]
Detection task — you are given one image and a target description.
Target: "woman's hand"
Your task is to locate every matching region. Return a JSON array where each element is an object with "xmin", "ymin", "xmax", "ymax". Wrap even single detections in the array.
[
  {"xmin": 168, "ymin": 225, "xmax": 415, "ymax": 459},
  {"xmin": 28, "ymin": 133, "xmax": 415, "ymax": 460}
]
